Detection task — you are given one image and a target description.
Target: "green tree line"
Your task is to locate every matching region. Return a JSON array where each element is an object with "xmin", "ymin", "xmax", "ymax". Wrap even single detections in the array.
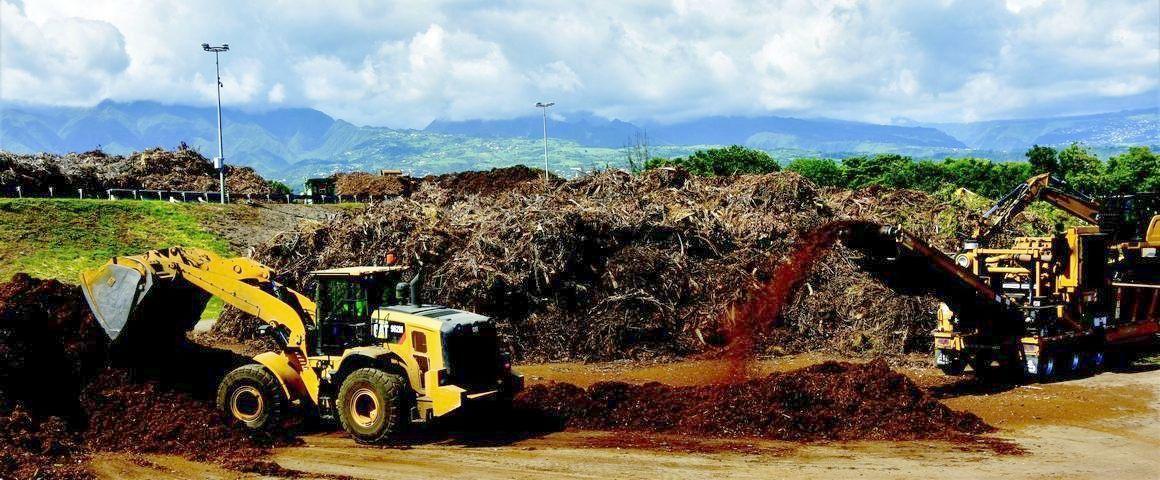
[{"xmin": 644, "ymin": 143, "xmax": 1159, "ymax": 197}]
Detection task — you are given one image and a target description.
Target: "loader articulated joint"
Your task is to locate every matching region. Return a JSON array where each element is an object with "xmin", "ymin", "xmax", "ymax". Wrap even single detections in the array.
[{"xmin": 256, "ymin": 324, "xmax": 291, "ymax": 348}]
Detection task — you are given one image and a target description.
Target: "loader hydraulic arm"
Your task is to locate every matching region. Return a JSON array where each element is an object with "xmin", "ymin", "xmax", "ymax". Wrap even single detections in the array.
[
  {"xmin": 968, "ymin": 173, "xmax": 1099, "ymax": 249},
  {"xmin": 80, "ymin": 246, "xmax": 316, "ymax": 348}
]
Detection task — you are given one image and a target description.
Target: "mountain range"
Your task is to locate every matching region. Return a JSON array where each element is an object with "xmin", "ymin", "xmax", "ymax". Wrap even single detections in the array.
[{"xmin": 1, "ymin": 100, "xmax": 1156, "ymax": 187}]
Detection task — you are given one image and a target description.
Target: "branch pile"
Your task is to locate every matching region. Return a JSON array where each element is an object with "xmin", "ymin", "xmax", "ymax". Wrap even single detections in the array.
[
  {"xmin": 0, "ymin": 146, "xmax": 273, "ymax": 195},
  {"xmin": 218, "ymin": 167, "xmax": 1044, "ymax": 362},
  {"xmin": 333, "ymin": 171, "xmax": 414, "ymax": 197},
  {"xmin": 418, "ymin": 165, "xmax": 563, "ymax": 199}
]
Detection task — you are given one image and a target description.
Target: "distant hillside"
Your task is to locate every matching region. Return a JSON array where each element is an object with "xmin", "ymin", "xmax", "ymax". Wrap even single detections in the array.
[
  {"xmin": 643, "ymin": 116, "xmax": 966, "ymax": 151},
  {"xmin": 426, "ymin": 112, "xmax": 641, "ymax": 148},
  {"xmin": 424, "ymin": 109, "xmax": 1158, "ymax": 154},
  {"xmin": 2, "ymin": 101, "xmax": 1156, "ymax": 187},
  {"xmin": 0, "ymin": 101, "xmax": 704, "ymax": 186},
  {"xmin": 426, "ymin": 113, "xmax": 966, "ymax": 152},
  {"xmin": 932, "ymin": 108, "xmax": 1159, "ymax": 151},
  {"xmin": 0, "ymin": 101, "xmax": 340, "ymax": 172}
]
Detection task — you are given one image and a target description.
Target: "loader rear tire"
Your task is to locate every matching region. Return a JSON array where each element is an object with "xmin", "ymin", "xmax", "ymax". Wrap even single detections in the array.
[
  {"xmin": 337, "ymin": 368, "xmax": 407, "ymax": 444},
  {"xmin": 217, "ymin": 364, "xmax": 286, "ymax": 430},
  {"xmin": 937, "ymin": 359, "xmax": 965, "ymax": 376}
]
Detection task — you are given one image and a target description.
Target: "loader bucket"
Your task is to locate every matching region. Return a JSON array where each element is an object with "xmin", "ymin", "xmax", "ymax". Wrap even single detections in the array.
[{"xmin": 80, "ymin": 262, "xmax": 153, "ymax": 341}]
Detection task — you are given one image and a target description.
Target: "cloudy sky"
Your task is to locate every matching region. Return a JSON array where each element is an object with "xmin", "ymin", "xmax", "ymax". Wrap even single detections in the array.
[{"xmin": 1, "ymin": 0, "xmax": 1157, "ymax": 128}]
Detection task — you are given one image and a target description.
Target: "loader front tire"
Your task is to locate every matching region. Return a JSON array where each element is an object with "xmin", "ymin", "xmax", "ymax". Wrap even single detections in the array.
[
  {"xmin": 217, "ymin": 364, "xmax": 286, "ymax": 430},
  {"xmin": 337, "ymin": 368, "xmax": 407, "ymax": 444}
]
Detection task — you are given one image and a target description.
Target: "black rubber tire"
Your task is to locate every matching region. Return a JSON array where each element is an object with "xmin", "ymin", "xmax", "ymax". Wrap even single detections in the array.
[
  {"xmin": 1022, "ymin": 354, "xmax": 1054, "ymax": 383},
  {"xmin": 969, "ymin": 350, "xmax": 995, "ymax": 377},
  {"xmin": 938, "ymin": 359, "xmax": 965, "ymax": 376},
  {"xmin": 216, "ymin": 364, "xmax": 286, "ymax": 430},
  {"xmin": 337, "ymin": 368, "xmax": 407, "ymax": 444},
  {"xmin": 1088, "ymin": 351, "xmax": 1106, "ymax": 370},
  {"xmin": 1066, "ymin": 351, "xmax": 1083, "ymax": 375},
  {"xmin": 1039, "ymin": 355, "xmax": 1058, "ymax": 382}
]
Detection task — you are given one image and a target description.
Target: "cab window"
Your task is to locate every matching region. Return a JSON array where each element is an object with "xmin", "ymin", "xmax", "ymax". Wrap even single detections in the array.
[
  {"xmin": 365, "ymin": 274, "xmax": 398, "ymax": 309},
  {"xmin": 316, "ymin": 278, "xmax": 369, "ymax": 355}
]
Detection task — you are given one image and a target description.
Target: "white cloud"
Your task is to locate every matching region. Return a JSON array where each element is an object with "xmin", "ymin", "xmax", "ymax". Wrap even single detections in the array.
[
  {"xmin": 1, "ymin": 1, "xmax": 129, "ymax": 104},
  {"xmin": 0, "ymin": 0, "xmax": 1156, "ymax": 126},
  {"xmin": 267, "ymin": 83, "xmax": 286, "ymax": 103},
  {"xmin": 529, "ymin": 61, "xmax": 583, "ymax": 94}
]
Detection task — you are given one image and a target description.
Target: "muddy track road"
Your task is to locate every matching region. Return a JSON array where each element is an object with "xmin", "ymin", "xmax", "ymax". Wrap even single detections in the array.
[{"xmin": 89, "ymin": 357, "xmax": 1160, "ymax": 480}]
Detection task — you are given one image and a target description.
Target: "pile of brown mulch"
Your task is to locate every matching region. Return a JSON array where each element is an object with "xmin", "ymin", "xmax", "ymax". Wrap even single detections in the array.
[
  {"xmin": 0, "ymin": 146, "xmax": 274, "ymax": 195},
  {"xmin": 418, "ymin": 165, "xmax": 562, "ymax": 199},
  {"xmin": 0, "ymin": 406, "xmax": 89, "ymax": 479},
  {"xmin": 514, "ymin": 359, "xmax": 991, "ymax": 442},
  {"xmin": 334, "ymin": 172, "xmax": 414, "ymax": 197},
  {"xmin": 721, "ymin": 221, "xmax": 858, "ymax": 378},
  {"xmin": 81, "ymin": 369, "xmax": 293, "ymax": 473},
  {"xmin": 0, "ymin": 275, "xmax": 291, "ymax": 478},
  {"xmin": 0, "ymin": 274, "xmax": 106, "ymax": 478}
]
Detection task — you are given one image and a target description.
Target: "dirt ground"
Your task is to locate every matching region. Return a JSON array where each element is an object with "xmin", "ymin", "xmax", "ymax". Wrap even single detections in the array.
[
  {"xmin": 85, "ymin": 355, "xmax": 1159, "ymax": 480},
  {"xmin": 195, "ymin": 203, "xmax": 349, "ymax": 253}
]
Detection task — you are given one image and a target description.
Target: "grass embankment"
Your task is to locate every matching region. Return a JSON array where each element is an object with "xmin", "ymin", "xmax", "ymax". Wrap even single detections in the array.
[{"xmin": 0, "ymin": 199, "xmax": 237, "ymax": 318}]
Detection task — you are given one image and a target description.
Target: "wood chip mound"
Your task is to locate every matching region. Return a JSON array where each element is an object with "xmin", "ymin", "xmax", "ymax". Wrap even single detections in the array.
[
  {"xmin": 514, "ymin": 359, "xmax": 993, "ymax": 442},
  {"xmin": 0, "ymin": 275, "xmax": 291, "ymax": 479}
]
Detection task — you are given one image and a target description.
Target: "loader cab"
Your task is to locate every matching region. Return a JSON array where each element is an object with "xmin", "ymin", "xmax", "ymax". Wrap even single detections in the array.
[
  {"xmin": 1100, "ymin": 193, "xmax": 1160, "ymax": 242},
  {"xmin": 310, "ymin": 266, "xmax": 406, "ymax": 355}
]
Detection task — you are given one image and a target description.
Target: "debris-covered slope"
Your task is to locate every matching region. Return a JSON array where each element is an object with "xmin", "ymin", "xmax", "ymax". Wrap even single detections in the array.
[
  {"xmin": 218, "ymin": 167, "xmax": 1043, "ymax": 361},
  {"xmin": 0, "ymin": 147, "xmax": 274, "ymax": 195},
  {"xmin": 333, "ymin": 171, "xmax": 414, "ymax": 197},
  {"xmin": 0, "ymin": 275, "xmax": 290, "ymax": 479}
]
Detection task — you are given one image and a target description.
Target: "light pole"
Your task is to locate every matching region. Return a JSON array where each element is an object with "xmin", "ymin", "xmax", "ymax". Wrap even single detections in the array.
[
  {"xmin": 535, "ymin": 101, "xmax": 554, "ymax": 187},
  {"xmin": 202, "ymin": 43, "xmax": 229, "ymax": 204}
]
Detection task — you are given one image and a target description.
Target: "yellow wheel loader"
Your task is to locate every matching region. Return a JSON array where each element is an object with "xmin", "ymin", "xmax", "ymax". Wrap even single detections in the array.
[{"xmin": 79, "ymin": 247, "xmax": 522, "ymax": 443}]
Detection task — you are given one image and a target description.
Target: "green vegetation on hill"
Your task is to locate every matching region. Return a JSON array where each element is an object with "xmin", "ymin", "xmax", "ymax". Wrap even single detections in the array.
[
  {"xmin": 643, "ymin": 145, "xmax": 780, "ymax": 176},
  {"xmin": 0, "ymin": 199, "xmax": 241, "ymax": 320},
  {"xmin": 0, "ymin": 199, "xmax": 232, "ymax": 281},
  {"xmin": 650, "ymin": 144, "xmax": 1157, "ymax": 198},
  {"xmin": 788, "ymin": 144, "xmax": 1159, "ymax": 196}
]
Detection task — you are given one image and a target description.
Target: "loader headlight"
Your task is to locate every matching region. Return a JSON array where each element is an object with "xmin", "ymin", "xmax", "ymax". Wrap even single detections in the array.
[
  {"xmin": 955, "ymin": 254, "xmax": 970, "ymax": 268},
  {"xmin": 437, "ymin": 368, "xmax": 449, "ymax": 386}
]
